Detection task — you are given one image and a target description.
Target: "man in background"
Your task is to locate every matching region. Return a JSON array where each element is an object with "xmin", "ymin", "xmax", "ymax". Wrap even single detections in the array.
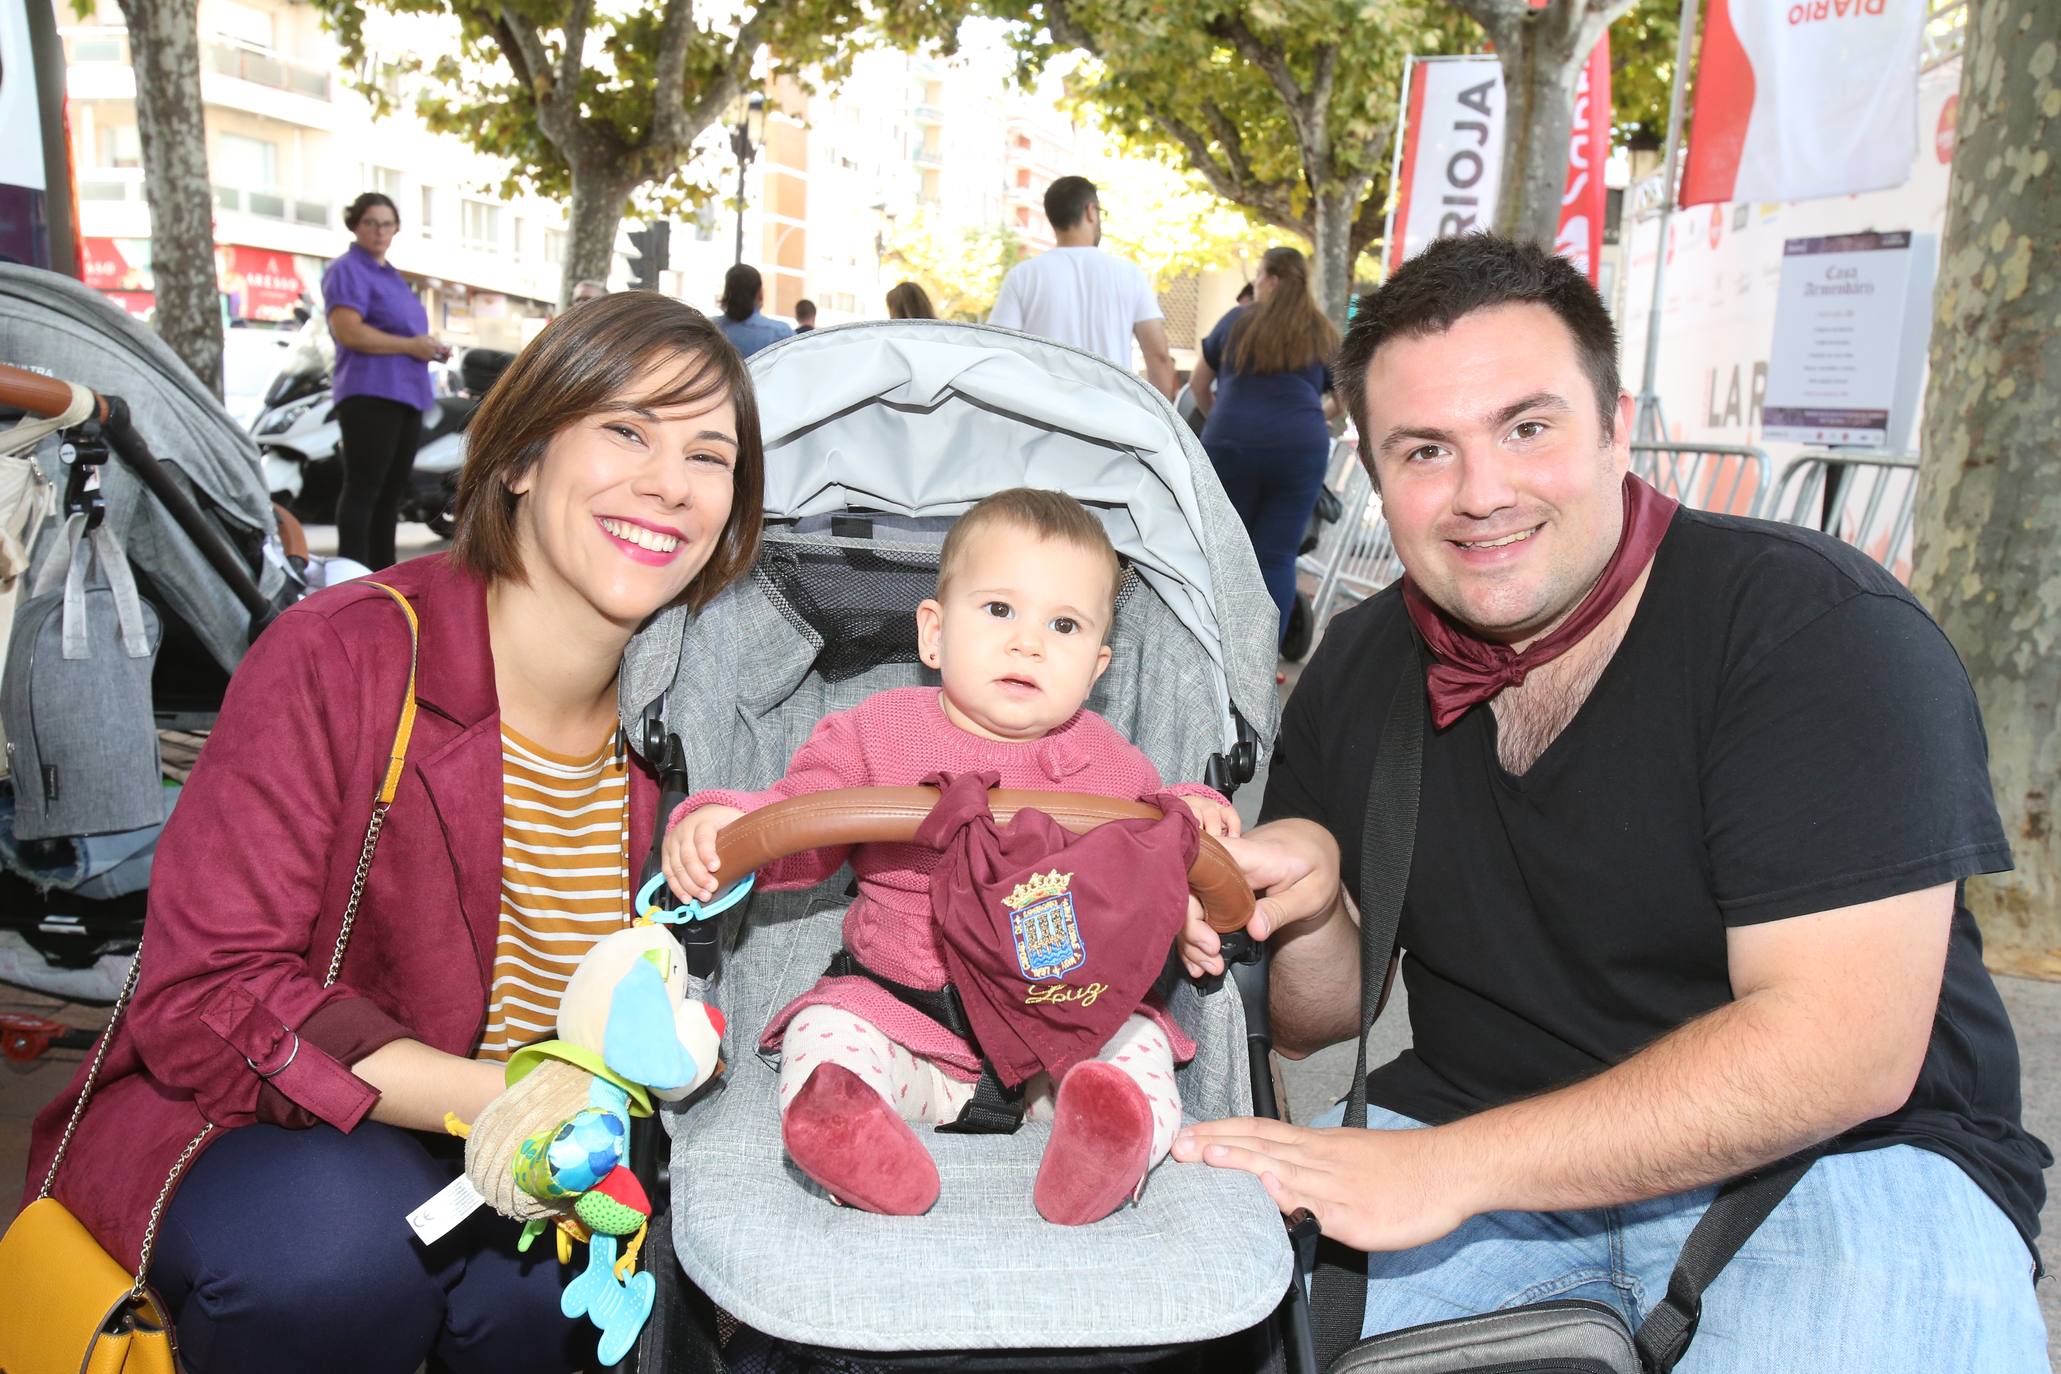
[
  {"xmin": 988, "ymin": 176, "xmax": 1175, "ymax": 400},
  {"xmin": 795, "ymin": 299, "xmax": 817, "ymax": 333}
]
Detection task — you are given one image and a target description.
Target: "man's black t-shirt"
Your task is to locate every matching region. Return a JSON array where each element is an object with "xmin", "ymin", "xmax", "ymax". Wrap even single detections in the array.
[{"xmin": 1262, "ymin": 507, "xmax": 2050, "ymax": 1252}]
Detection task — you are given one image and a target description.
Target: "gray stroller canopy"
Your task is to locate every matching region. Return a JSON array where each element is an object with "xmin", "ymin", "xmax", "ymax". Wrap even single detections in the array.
[
  {"xmin": 624, "ymin": 320, "xmax": 1280, "ymax": 764},
  {"xmin": 0, "ymin": 264, "xmax": 284, "ymax": 672}
]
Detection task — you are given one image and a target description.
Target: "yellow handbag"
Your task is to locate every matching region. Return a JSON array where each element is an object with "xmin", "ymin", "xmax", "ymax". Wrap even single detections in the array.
[{"xmin": 0, "ymin": 583, "xmax": 419, "ymax": 1374}]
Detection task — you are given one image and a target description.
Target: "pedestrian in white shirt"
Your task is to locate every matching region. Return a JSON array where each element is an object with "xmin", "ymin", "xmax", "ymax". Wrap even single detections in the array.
[{"xmin": 988, "ymin": 177, "xmax": 1177, "ymax": 399}]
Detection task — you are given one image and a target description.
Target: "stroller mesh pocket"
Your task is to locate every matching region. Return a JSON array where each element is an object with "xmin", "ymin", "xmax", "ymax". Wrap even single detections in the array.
[{"xmin": 755, "ymin": 537, "xmax": 938, "ymax": 683}]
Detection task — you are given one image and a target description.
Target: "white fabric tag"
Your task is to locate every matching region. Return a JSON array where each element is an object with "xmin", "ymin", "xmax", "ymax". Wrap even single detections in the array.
[{"xmin": 406, "ymin": 1172, "xmax": 485, "ymax": 1244}]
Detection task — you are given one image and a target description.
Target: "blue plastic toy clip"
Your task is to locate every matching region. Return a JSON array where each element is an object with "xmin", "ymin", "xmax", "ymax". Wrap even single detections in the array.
[{"xmin": 635, "ymin": 870, "xmax": 755, "ymax": 926}]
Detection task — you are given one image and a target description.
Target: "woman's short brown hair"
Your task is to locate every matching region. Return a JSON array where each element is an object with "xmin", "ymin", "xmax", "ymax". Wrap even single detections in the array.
[{"xmin": 450, "ymin": 293, "xmax": 764, "ymax": 612}]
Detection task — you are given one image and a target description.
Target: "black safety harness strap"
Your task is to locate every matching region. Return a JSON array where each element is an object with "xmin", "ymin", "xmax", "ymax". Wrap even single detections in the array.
[{"xmin": 821, "ymin": 948, "xmax": 1026, "ymax": 1133}]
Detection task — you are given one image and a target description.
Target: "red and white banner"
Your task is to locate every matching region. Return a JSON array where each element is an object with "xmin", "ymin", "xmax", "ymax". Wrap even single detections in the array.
[
  {"xmin": 1680, "ymin": 0, "xmax": 1926, "ymax": 207},
  {"xmin": 1386, "ymin": 43, "xmax": 1613, "ymax": 284},
  {"xmin": 1554, "ymin": 38, "xmax": 1612, "ymax": 281}
]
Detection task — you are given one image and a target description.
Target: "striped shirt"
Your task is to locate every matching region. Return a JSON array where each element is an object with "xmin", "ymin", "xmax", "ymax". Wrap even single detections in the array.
[{"xmin": 478, "ymin": 726, "xmax": 629, "ymax": 1061}]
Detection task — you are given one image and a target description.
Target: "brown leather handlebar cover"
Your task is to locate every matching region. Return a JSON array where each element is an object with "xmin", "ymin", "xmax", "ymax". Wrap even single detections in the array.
[
  {"xmin": 712, "ymin": 787, "xmax": 1255, "ymax": 933},
  {"xmin": 0, "ymin": 362, "xmax": 100, "ymax": 422}
]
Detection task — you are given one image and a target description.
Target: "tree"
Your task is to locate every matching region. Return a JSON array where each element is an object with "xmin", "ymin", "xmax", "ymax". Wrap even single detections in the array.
[
  {"xmin": 319, "ymin": 0, "xmax": 958, "ymax": 307},
  {"xmin": 1608, "ymin": 0, "xmax": 1686, "ymax": 150},
  {"xmin": 1912, "ymin": 0, "xmax": 2061, "ymax": 976},
  {"xmin": 1447, "ymin": 0, "xmax": 1638, "ymax": 248},
  {"xmin": 110, "ymin": 0, "xmax": 220, "ymax": 394},
  {"xmin": 991, "ymin": 1, "xmax": 1474, "ymax": 325},
  {"xmin": 881, "ymin": 212, "xmax": 1023, "ymax": 320}
]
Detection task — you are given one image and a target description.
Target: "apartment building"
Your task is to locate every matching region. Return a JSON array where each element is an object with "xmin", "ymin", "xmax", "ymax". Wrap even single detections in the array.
[{"xmin": 58, "ymin": 0, "xmax": 605, "ymax": 350}]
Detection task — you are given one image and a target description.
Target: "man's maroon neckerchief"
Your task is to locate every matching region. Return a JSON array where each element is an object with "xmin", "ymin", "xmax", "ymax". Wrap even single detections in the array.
[{"xmin": 1400, "ymin": 472, "xmax": 1679, "ymax": 731}]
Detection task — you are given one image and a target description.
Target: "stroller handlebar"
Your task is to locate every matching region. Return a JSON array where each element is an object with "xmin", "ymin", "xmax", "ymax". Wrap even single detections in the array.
[
  {"xmin": 713, "ymin": 786, "xmax": 1256, "ymax": 933},
  {"xmin": 0, "ymin": 362, "xmax": 100, "ymax": 422}
]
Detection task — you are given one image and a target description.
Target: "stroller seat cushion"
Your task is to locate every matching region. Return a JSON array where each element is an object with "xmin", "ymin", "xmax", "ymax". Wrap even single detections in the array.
[{"xmin": 666, "ymin": 889, "xmax": 1292, "ymax": 1351}]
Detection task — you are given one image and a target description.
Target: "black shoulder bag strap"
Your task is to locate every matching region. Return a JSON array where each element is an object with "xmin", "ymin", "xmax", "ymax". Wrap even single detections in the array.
[
  {"xmin": 1304, "ymin": 644, "xmax": 1823, "ymax": 1374},
  {"xmin": 1308, "ymin": 657, "xmax": 1424, "ymax": 1370}
]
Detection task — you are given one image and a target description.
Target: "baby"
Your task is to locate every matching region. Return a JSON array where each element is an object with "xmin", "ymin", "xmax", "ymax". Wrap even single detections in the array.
[{"xmin": 663, "ymin": 488, "xmax": 1238, "ymax": 1225}]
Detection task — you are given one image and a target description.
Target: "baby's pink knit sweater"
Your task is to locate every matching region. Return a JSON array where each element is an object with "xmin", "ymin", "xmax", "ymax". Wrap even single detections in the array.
[{"xmin": 673, "ymin": 686, "xmax": 1223, "ymax": 1079}]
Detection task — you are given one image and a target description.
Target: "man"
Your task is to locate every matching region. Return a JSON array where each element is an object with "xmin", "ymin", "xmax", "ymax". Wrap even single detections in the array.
[
  {"xmin": 1174, "ymin": 235, "xmax": 2048, "ymax": 1364},
  {"xmin": 794, "ymin": 298, "xmax": 817, "ymax": 332},
  {"xmin": 988, "ymin": 176, "xmax": 1176, "ymax": 399},
  {"xmin": 571, "ymin": 279, "xmax": 609, "ymax": 304}
]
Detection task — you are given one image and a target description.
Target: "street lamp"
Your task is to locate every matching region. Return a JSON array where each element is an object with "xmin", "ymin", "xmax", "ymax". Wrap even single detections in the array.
[{"xmin": 730, "ymin": 92, "xmax": 768, "ymax": 267}]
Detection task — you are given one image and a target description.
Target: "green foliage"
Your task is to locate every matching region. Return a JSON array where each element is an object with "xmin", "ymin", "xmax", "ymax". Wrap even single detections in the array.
[
  {"xmin": 986, "ymin": 0, "xmax": 1480, "ymax": 257},
  {"xmin": 881, "ymin": 212, "xmax": 1024, "ymax": 320},
  {"xmin": 1609, "ymin": 0, "xmax": 1690, "ymax": 151},
  {"xmin": 312, "ymin": 0, "xmax": 964, "ymax": 214}
]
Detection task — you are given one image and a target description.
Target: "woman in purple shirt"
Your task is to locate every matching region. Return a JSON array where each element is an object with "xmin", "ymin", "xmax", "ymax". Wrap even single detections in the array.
[{"xmin": 321, "ymin": 192, "xmax": 449, "ymax": 568}]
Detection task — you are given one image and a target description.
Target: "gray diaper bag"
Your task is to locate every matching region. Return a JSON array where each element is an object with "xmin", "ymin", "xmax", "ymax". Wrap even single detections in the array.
[{"xmin": 2, "ymin": 512, "xmax": 164, "ymax": 841}]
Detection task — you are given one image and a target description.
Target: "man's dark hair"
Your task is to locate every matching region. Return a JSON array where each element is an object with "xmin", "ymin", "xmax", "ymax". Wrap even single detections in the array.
[
  {"xmin": 1337, "ymin": 235, "xmax": 1621, "ymax": 444},
  {"xmin": 1043, "ymin": 176, "xmax": 1098, "ymax": 232},
  {"xmin": 794, "ymin": 298, "xmax": 817, "ymax": 322}
]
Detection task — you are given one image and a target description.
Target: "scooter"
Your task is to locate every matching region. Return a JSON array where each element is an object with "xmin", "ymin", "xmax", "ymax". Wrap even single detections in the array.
[{"xmin": 252, "ymin": 346, "xmax": 512, "ymax": 536}]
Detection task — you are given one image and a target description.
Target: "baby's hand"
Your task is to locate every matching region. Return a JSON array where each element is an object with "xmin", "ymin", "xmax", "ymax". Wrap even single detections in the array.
[
  {"xmin": 1178, "ymin": 794, "xmax": 1242, "ymax": 840},
  {"xmin": 1178, "ymin": 894, "xmax": 1225, "ymax": 979},
  {"xmin": 662, "ymin": 805, "xmax": 744, "ymax": 904}
]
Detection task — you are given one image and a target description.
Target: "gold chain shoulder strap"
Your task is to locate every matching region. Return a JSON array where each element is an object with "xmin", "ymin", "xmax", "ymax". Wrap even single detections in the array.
[{"xmin": 37, "ymin": 581, "xmax": 421, "ymax": 1298}]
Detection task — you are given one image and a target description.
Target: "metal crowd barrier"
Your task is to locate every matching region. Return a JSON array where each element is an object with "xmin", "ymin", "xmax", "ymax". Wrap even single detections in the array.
[
  {"xmin": 1297, "ymin": 434, "xmax": 1404, "ymax": 626},
  {"xmin": 1630, "ymin": 441, "xmax": 1774, "ymax": 519},
  {"xmin": 1767, "ymin": 450, "xmax": 1923, "ymax": 582}
]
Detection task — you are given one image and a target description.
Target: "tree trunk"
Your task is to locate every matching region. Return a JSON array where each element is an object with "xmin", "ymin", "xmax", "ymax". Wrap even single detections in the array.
[
  {"xmin": 1309, "ymin": 186, "xmax": 1356, "ymax": 330},
  {"xmin": 1912, "ymin": 0, "xmax": 2061, "ymax": 977},
  {"xmin": 562, "ymin": 163, "xmax": 635, "ymax": 308},
  {"xmin": 1490, "ymin": 21, "xmax": 1585, "ymax": 247},
  {"xmin": 117, "ymin": 0, "xmax": 220, "ymax": 396}
]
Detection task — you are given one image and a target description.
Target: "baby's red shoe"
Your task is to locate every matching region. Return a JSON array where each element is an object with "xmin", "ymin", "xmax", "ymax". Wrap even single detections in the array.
[
  {"xmin": 783, "ymin": 1063, "xmax": 940, "ymax": 1215},
  {"xmin": 1033, "ymin": 1060, "xmax": 1154, "ymax": 1225}
]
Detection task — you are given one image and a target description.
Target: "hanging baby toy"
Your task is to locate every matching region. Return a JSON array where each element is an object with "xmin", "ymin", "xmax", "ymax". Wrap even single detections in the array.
[{"xmin": 444, "ymin": 902, "xmax": 732, "ymax": 1366}]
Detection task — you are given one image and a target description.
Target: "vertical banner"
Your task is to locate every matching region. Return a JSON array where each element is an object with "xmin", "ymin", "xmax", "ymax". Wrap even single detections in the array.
[
  {"xmin": 1385, "ymin": 44, "xmax": 1610, "ymax": 284},
  {"xmin": 1681, "ymin": 0, "xmax": 1926, "ymax": 207},
  {"xmin": 1385, "ymin": 55, "xmax": 1505, "ymax": 275},
  {"xmin": 1554, "ymin": 37, "xmax": 1613, "ymax": 281}
]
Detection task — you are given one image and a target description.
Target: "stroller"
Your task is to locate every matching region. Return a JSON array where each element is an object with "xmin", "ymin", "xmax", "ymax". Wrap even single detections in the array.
[
  {"xmin": 616, "ymin": 321, "xmax": 1312, "ymax": 1370},
  {"xmin": 0, "ymin": 264, "xmax": 298, "ymax": 997}
]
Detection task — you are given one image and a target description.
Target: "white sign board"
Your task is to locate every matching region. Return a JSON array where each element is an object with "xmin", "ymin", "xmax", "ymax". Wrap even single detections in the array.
[
  {"xmin": 1762, "ymin": 230, "xmax": 1936, "ymax": 449},
  {"xmin": 1386, "ymin": 56, "xmax": 1505, "ymax": 272}
]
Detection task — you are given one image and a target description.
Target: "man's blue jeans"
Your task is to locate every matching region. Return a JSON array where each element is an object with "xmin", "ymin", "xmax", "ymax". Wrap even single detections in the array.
[{"xmin": 1318, "ymin": 1104, "xmax": 2046, "ymax": 1371}]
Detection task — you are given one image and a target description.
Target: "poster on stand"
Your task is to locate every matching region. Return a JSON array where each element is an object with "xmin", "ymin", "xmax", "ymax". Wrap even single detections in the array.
[{"xmin": 1762, "ymin": 230, "xmax": 1936, "ymax": 450}]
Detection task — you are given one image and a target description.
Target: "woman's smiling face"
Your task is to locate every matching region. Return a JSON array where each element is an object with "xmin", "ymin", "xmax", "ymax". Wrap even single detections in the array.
[{"xmin": 508, "ymin": 356, "xmax": 740, "ymax": 633}]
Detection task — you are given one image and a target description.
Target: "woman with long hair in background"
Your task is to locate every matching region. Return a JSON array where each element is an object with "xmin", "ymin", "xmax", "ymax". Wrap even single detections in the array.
[
  {"xmin": 1188, "ymin": 246, "xmax": 1341, "ymax": 649},
  {"xmin": 885, "ymin": 281, "xmax": 938, "ymax": 319}
]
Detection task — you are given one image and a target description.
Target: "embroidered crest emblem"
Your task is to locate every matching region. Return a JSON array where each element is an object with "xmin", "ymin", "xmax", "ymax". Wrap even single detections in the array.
[{"xmin": 1004, "ymin": 869, "xmax": 1086, "ymax": 982}]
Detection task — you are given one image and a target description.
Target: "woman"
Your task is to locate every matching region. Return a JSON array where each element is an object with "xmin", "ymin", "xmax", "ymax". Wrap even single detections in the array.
[
  {"xmin": 885, "ymin": 280, "xmax": 937, "ymax": 320},
  {"xmin": 322, "ymin": 191, "xmax": 449, "ymax": 570},
  {"xmin": 23, "ymin": 294, "xmax": 765, "ymax": 1373},
  {"xmin": 1189, "ymin": 246, "xmax": 1341, "ymax": 648},
  {"xmin": 714, "ymin": 263, "xmax": 794, "ymax": 357}
]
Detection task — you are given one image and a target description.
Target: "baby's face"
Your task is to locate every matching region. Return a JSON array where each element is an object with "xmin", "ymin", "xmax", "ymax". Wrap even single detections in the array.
[{"xmin": 917, "ymin": 532, "xmax": 1115, "ymax": 742}]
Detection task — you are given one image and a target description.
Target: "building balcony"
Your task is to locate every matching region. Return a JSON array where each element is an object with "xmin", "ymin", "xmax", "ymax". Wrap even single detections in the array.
[
  {"xmin": 913, "ymin": 103, "xmax": 945, "ymax": 124},
  {"xmin": 912, "ymin": 145, "xmax": 945, "ymax": 169},
  {"xmin": 214, "ymin": 183, "xmax": 336, "ymax": 231},
  {"xmin": 205, "ymin": 41, "xmax": 333, "ymax": 101}
]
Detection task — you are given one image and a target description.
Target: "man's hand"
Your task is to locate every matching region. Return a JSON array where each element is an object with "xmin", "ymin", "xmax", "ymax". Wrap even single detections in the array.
[
  {"xmin": 1171, "ymin": 1116, "xmax": 1476, "ymax": 1253},
  {"xmin": 1222, "ymin": 823, "xmax": 1336, "ymax": 941},
  {"xmin": 662, "ymin": 804, "xmax": 743, "ymax": 903}
]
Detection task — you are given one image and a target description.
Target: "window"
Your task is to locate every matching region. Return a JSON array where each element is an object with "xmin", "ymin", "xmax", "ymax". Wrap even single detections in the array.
[
  {"xmin": 214, "ymin": 132, "xmax": 277, "ymax": 189},
  {"xmin": 212, "ymin": 1, "xmax": 275, "ymax": 50},
  {"xmin": 462, "ymin": 200, "xmax": 502, "ymax": 249},
  {"xmin": 513, "ymin": 215, "xmax": 529, "ymax": 261},
  {"xmin": 1015, "ymin": 167, "xmax": 1031, "ymax": 189},
  {"xmin": 692, "ymin": 202, "xmax": 718, "ymax": 242},
  {"xmin": 544, "ymin": 229, "xmax": 567, "ymax": 264},
  {"xmin": 420, "ymin": 186, "xmax": 437, "ymax": 237},
  {"xmin": 96, "ymin": 124, "xmax": 142, "ymax": 169}
]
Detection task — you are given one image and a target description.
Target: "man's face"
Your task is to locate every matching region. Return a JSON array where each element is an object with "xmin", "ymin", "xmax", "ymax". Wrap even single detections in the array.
[
  {"xmin": 1362, "ymin": 303, "xmax": 1633, "ymax": 647},
  {"xmin": 1086, "ymin": 200, "xmax": 1103, "ymax": 246}
]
